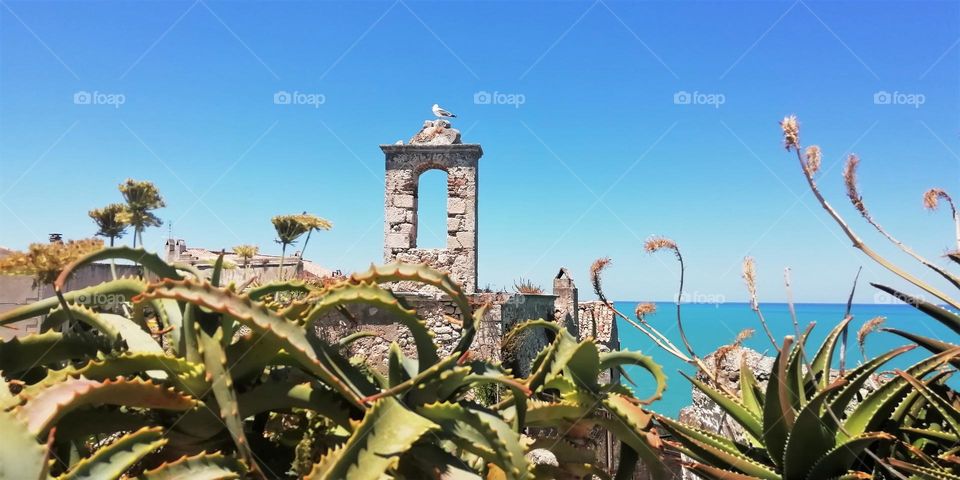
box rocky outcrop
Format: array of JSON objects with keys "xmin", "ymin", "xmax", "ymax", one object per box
[{"xmin": 410, "ymin": 119, "xmax": 461, "ymax": 145}]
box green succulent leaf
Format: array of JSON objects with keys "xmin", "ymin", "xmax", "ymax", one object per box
[
  {"xmin": 0, "ymin": 277, "xmax": 146, "ymax": 326},
  {"xmin": 0, "ymin": 330, "xmax": 119, "ymax": 376},
  {"xmin": 842, "ymin": 346, "xmax": 960, "ymax": 441},
  {"xmin": 802, "ymin": 432, "xmax": 892, "ymax": 480},
  {"xmin": 738, "ymin": 355, "xmax": 764, "ymax": 419},
  {"xmin": 304, "ymin": 281, "xmax": 439, "ymax": 368},
  {"xmin": 883, "ymin": 328, "xmax": 960, "ymax": 368},
  {"xmin": 0, "ymin": 408, "xmax": 50, "ymax": 480},
  {"xmin": 762, "ymin": 336, "xmax": 794, "ymax": 469},
  {"xmin": 57, "ymin": 426, "xmax": 166, "ymax": 480},
  {"xmin": 810, "ymin": 315, "xmax": 853, "ymax": 389},
  {"xmin": 871, "ymin": 283, "xmax": 960, "ymax": 335},
  {"xmin": 307, "ymin": 397, "xmax": 439, "ymax": 480},
  {"xmin": 138, "ymin": 452, "xmax": 246, "ymax": 479},
  {"xmin": 682, "ymin": 372, "xmax": 763, "ymax": 446},
  {"xmin": 598, "ymin": 350, "xmax": 666, "ymax": 404},
  {"xmin": 133, "ymin": 278, "xmax": 372, "ymax": 406},
  {"xmin": 15, "ymin": 377, "xmax": 195, "ymax": 435},
  {"xmin": 600, "ymin": 395, "xmax": 669, "ymax": 480},
  {"xmin": 418, "ymin": 401, "xmax": 531, "ymax": 480}
]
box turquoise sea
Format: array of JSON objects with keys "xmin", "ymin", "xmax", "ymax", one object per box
[{"xmin": 613, "ymin": 301, "xmax": 957, "ymax": 417}]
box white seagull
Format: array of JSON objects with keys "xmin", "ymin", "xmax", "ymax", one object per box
[{"xmin": 432, "ymin": 103, "xmax": 457, "ymax": 119}]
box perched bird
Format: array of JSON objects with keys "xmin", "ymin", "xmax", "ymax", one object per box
[{"xmin": 432, "ymin": 104, "xmax": 456, "ymax": 119}]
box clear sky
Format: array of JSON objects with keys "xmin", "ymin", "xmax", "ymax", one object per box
[{"xmin": 1, "ymin": 1, "xmax": 958, "ymax": 303}]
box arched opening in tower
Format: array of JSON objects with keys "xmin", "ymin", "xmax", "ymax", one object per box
[{"xmin": 416, "ymin": 169, "xmax": 448, "ymax": 248}]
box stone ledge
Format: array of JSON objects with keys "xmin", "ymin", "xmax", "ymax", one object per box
[{"xmin": 380, "ymin": 144, "xmax": 484, "ymax": 156}]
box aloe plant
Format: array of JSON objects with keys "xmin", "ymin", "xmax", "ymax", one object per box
[
  {"xmin": 0, "ymin": 246, "xmax": 670, "ymax": 479},
  {"xmin": 778, "ymin": 116, "xmax": 960, "ymax": 479}
]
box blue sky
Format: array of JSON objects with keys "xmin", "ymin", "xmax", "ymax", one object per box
[{"xmin": 1, "ymin": 0, "xmax": 958, "ymax": 303}]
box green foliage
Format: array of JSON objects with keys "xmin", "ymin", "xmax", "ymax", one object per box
[
  {"xmin": 88, "ymin": 204, "xmax": 129, "ymax": 246},
  {"xmin": 0, "ymin": 248, "xmax": 669, "ymax": 479},
  {"xmin": 117, "ymin": 179, "xmax": 165, "ymax": 248}
]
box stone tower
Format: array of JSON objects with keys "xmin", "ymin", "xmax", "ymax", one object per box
[{"xmin": 381, "ymin": 140, "xmax": 483, "ymax": 293}]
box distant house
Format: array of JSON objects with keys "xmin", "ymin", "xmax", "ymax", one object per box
[{"xmin": 164, "ymin": 239, "xmax": 334, "ymax": 284}]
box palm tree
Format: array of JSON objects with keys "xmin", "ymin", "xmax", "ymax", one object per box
[
  {"xmin": 117, "ymin": 179, "xmax": 165, "ymax": 248},
  {"xmin": 88, "ymin": 203, "xmax": 129, "ymax": 247},
  {"xmin": 271, "ymin": 215, "xmax": 309, "ymax": 280}
]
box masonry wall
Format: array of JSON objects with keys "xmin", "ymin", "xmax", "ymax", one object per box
[
  {"xmin": 0, "ymin": 264, "xmax": 141, "ymax": 340},
  {"xmin": 382, "ymin": 144, "xmax": 482, "ymax": 293}
]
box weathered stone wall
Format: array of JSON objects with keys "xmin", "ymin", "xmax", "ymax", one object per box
[
  {"xmin": 500, "ymin": 294, "xmax": 559, "ymax": 377},
  {"xmin": 0, "ymin": 264, "xmax": 141, "ymax": 340},
  {"xmin": 552, "ymin": 268, "xmax": 579, "ymax": 336},
  {"xmin": 578, "ymin": 300, "xmax": 618, "ymax": 352},
  {"xmin": 381, "ymin": 144, "xmax": 483, "ymax": 293}
]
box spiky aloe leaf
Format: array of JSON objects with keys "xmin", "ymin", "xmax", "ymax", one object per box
[
  {"xmin": 784, "ymin": 326, "xmax": 812, "ymax": 410},
  {"xmin": 338, "ymin": 331, "xmax": 376, "ymax": 348},
  {"xmin": 598, "ymin": 350, "xmax": 666, "ymax": 404},
  {"xmin": 45, "ymin": 305, "xmax": 163, "ymax": 354},
  {"xmin": 15, "ymin": 376, "xmax": 195, "ymax": 435},
  {"xmin": 888, "ymin": 458, "xmax": 960, "ymax": 480},
  {"xmin": 388, "ymin": 342, "xmax": 415, "ymax": 388},
  {"xmin": 824, "ymin": 344, "xmax": 914, "ymax": 420},
  {"xmin": 237, "ymin": 380, "xmax": 355, "ymax": 428},
  {"xmin": 0, "ymin": 330, "xmax": 119, "ymax": 376},
  {"xmin": 895, "ymin": 370, "xmax": 960, "ymax": 436},
  {"xmin": 842, "ymin": 347, "xmax": 960, "ymax": 441},
  {"xmin": 138, "ymin": 452, "xmax": 246, "ymax": 479},
  {"xmin": 810, "ymin": 316, "xmax": 853, "ymax": 389},
  {"xmin": 0, "ymin": 408, "xmax": 49, "ymax": 480},
  {"xmin": 13, "ymin": 352, "xmax": 206, "ymax": 405},
  {"xmin": 192, "ymin": 307, "xmax": 260, "ymax": 473},
  {"xmin": 0, "ymin": 277, "xmax": 146, "ymax": 325},
  {"xmin": 396, "ymin": 444, "xmax": 483, "ymax": 479},
  {"xmin": 762, "ymin": 336, "xmax": 794, "ymax": 469},
  {"xmin": 739, "ymin": 355, "xmax": 764, "ymax": 419},
  {"xmin": 600, "ymin": 395, "xmax": 669, "ymax": 480},
  {"xmin": 802, "ymin": 432, "xmax": 892, "ymax": 480},
  {"xmin": 654, "ymin": 414, "xmax": 746, "ymax": 462},
  {"xmin": 53, "ymin": 409, "xmax": 153, "ymax": 441},
  {"xmin": 672, "ymin": 434, "xmax": 778, "ymax": 480},
  {"xmin": 133, "ymin": 278, "xmax": 370, "ymax": 406},
  {"xmin": 57, "ymin": 426, "xmax": 166, "ymax": 480},
  {"xmin": 54, "ymin": 246, "xmax": 183, "ymax": 289},
  {"xmin": 782, "ymin": 379, "xmax": 847, "ymax": 478},
  {"xmin": 682, "ymin": 462, "xmax": 760, "ymax": 480},
  {"xmin": 246, "ymin": 280, "xmax": 315, "ymax": 301},
  {"xmin": 304, "ymin": 281, "xmax": 439, "ymax": 368},
  {"xmin": 507, "ymin": 319, "xmax": 562, "ymax": 392},
  {"xmin": 682, "ymin": 371, "xmax": 763, "ymax": 446},
  {"xmin": 901, "ymin": 426, "xmax": 959, "ymax": 444},
  {"xmin": 417, "ymin": 401, "xmax": 531, "ymax": 480},
  {"xmin": 307, "ymin": 397, "xmax": 439, "ymax": 480},
  {"xmin": 871, "ymin": 283, "xmax": 960, "ymax": 335},
  {"xmin": 883, "ymin": 328, "xmax": 960, "ymax": 367},
  {"xmin": 351, "ymin": 263, "xmax": 477, "ymax": 354}
]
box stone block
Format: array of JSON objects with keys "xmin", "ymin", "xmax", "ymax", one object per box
[
  {"xmin": 447, "ymin": 217, "xmax": 460, "ymax": 231},
  {"xmin": 385, "ymin": 207, "xmax": 408, "ymax": 223},
  {"xmin": 386, "ymin": 233, "xmax": 412, "ymax": 249},
  {"xmin": 394, "ymin": 194, "xmax": 415, "ymax": 208},
  {"xmin": 448, "ymin": 198, "xmax": 467, "ymax": 214},
  {"xmin": 455, "ymin": 231, "xmax": 475, "ymax": 249}
]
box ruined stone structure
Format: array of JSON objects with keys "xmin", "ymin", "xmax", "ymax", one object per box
[{"xmin": 382, "ymin": 122, "xmax": 481, "ymax": 293}]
